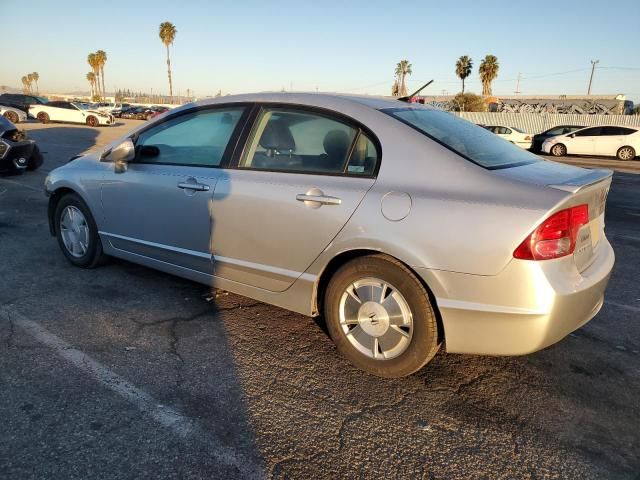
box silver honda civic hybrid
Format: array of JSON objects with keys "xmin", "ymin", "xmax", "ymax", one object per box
[{"xmin": 45, "ymin": 93, "xmax": 614, "ymax": 377}]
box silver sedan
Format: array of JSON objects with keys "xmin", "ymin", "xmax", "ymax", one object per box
[{"xmin": 44, "ymin": 93, "xmax": 615, "ymax": 377}]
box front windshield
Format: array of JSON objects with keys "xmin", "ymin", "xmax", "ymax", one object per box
[
  {"xmin": 72, "ymin": 103, "xmax": 89, "ymax": 110},
  {"xmin": 383, "ymin": 107, "xmax": 539, "ymax": 169}
]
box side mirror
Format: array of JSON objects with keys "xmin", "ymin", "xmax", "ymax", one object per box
[
  {"xmin": 568, "ymin": 134, "xmax": 575, "ymax": 138},
  {"xmin": 105, "ymin": 139, "xmax": 135, "ymax": 173}
]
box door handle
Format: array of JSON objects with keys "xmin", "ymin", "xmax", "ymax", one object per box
[
  {"xmin": 296, "ymin": 194, "xmax": 341, "ymax": 205},
  {"xmin": 178, "ymin": 182, "xmax": 210, "ymax": 191}
]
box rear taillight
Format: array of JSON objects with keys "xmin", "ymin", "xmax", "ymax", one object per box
[{"xmin": 514, "ymin": 204, "xmax": 589, "ymax": 260}]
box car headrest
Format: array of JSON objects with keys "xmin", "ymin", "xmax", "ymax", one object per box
[
  {"xmin": 323, "ymin": 130, "xmax": 351, "ymax": 158},
  {"xmin": 259, "ymin": 120, "xmax": 295, "ymax": 151}
]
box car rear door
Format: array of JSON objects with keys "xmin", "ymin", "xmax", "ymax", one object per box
[
  {"xmin": 593, "ymin": 126, "xmax": 630, "ymax": 156},
  {"xmin": 209, "ymin": 105, "xmax": 379, "ymax": 292},
  {"xmin": 100, "ymin": 105, "xmax": 250, "ymax": 275}
]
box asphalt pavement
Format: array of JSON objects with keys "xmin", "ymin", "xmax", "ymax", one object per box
[{"xmin": 0, "ymin": 120, "xmax": 639, "ymax": 479}]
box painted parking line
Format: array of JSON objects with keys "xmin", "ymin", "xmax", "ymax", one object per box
[
  {"xmin": 0, "ymin": 177, "xmax": 43, "ymax": 192},
  {"xmin": 605, "ymin": 301, "xmax": 640, "ymax": 314},
  {"xmin": 0, "ymin": 305, "xmax": 262, "ymax": 478},
  {"xmin": 0, "ymin": 305, "xmax": 197, "ymax": 437}
]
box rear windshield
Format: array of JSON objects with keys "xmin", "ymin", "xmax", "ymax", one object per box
[{"xmin": 383, "ymin": 107, "xmax": 539, "ymax": 169}]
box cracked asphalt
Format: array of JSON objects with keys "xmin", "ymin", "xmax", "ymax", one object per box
[{"xmin": 1, "ymin": 120, "xmax": 639, "ymax": 479}]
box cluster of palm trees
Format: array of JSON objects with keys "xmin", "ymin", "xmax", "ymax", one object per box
[
  {"xmin": 456, "ymin": 55, "xmax": 500, "ymax": 96},
  {"xmin": 21, "ymin": 72, "xmax": 40, "ymax": 94},
  {"xmin": 80, "ymin": 22, "xmax": 177, "ymax": 103},
  {"xmin": 86, "ymin": 50, "xmax": 107, "ymax": 101},
  {"xmin": 391, "ymin": 55, "xmax": 500, "ymax": 98}
]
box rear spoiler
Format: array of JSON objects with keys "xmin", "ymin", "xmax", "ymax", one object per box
[{"xmin": 547, "ymin": 169, "xmax": 613, "ymax": 193}]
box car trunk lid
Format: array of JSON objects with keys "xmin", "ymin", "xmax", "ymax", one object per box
[{"xmin": 495, "ymin": 160, "xmax": 612, "ymax": 272}]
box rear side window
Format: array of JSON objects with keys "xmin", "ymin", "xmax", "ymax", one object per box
[
  {"xmin": 384, "ymin": 107, "xmax": 538, "ymax": 169},
  {"xmin": 134, "ymin": 107, "xmax": 245, "ymax": 167},
  {"xmin": 575, "ymin": 127, "xmax": 602, "ymax": 137},
  {"xmin": 239, "ymin": 108, "xmax": 378, "ymax": 176},
  {"xmin": 602, "ymin": 126, "xmax": 637, "ymax": 135}
]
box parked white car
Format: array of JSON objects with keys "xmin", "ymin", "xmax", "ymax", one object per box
[
  {"xmin": 482, "ymin": 125, "xmax": 532, "ymax": 149},
  {"xmin": 543, "ymin": 125, "xmax": 639, "ymax": 160},
  {"xmin": 0, "ymin": 105, "xmax": 27, "ymax": 124},
  {"xmin": 29, "ymin": 101, "xmax": 115, "ymax": 127}
]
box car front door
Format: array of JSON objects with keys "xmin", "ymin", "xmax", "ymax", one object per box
[
  {"xmin": 100, "ymin": 105, "xmax": 249, "ymax": 275},
  {"xmin": 567, "ymin": 127, "xmax": 600, "ymax": 155},
  {"xmin": 209, "ymin": 106, "xmax": 379, "ymax": 292}
]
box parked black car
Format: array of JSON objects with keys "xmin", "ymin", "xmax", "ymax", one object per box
[
  {"xmin": 0, "ymin": 93, "xmax": 48, "ymax": 114},
  {"xmin": 0, "ymin": 116, "xmax": 43, "ymax": 174},
  {"xmin": 121, "ymin": 106, "xmax": 157, "ymax": 121},
  {"xmin": 531, "ymin": 125, "xmax": 585, "ymax": 152}
]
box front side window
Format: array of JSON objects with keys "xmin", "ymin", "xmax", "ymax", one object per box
[
  {"xmin": 134, "ymin": 107, "xmax": 245, "ymax": 167},
  {"xmin": 384, "ymin": 107, "xmax": 538, "ymax": 169},
  {"xmin": 239, "ymin": 108, "xmax": 377, "ymax": 175}
]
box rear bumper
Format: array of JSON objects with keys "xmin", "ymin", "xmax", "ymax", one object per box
[{"xmin": 420, "ymin": 237, "xmax": 615, "ymax": 355}]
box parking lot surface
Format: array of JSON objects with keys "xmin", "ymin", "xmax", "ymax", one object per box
[{"xmin": 1, "ymin": 120, "xmax": 639, "ymax": 479}]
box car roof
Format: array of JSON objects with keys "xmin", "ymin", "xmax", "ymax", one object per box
[{"xmin": 188, "ymin": 92, "xmax": 408, "ymax": 111}]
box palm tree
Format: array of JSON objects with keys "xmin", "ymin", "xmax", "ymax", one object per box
[
  {"xmin": 31, "ymin": 72, "xmax": 40, "ymax": 94},
  {"xmin": 394, "ymin": 60, "xmax": 412, "ymax": 97},
  {"xmin": 86, "ymin": 72, "xmax": 96, "ymax": 98},
  {"xmin": 159, "ymin": 22, "xmax": 177, "ymax": 101},
  {"xmin": 21, "ymin": 76, "xmax": 29, "ymax": 93},
  {"xmin": 479, "ymin": 55, "xmax": 499, "ymax": 96},
  {"xmin": 96, "ymin": 50, "xmax": 107, "ymax": 101},
  {"xmin": 87, "ymin": 53, "xmax": 101, "ymax": 99},
  {"xmin": 27, "ymin": 73, "xmax": 35, "ymax": 93},
  {"xmin": 455, "ymin": 56, "xmax": 473, "ymax": 94}
]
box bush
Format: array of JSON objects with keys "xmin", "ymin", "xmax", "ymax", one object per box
[{"xmin": 451, "ymin": 93, "xmax": 486, "ymax": 112}]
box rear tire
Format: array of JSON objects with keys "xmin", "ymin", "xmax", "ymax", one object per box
[
  {"xmin": 37, "ymin": 112, "xmax": 50, "ymax": 124},
  {"xmin": 616, "ymin": 146, "xmax": 636, "ymax": 161},
  {"xmin": 54, "ymin": 193, "xmax": 105, "ymax": 268},
  {"xmin": 3, "ymin": 111, "xmax": 19, "ymax": 124},
  {"xmin": 551, "ymin": 143, "xmax": 566, "ymax": 157},
  {"xmin": 86, "ymin": 116, "xmax": 98, "ymax": 127},
  {"xmin": 324, "ymin": 254, "xmax": 441, "ymax": 378}
]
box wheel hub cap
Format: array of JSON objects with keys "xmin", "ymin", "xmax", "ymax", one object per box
[
  {"xmin": 339, "ymin": 278, "xmax": 413, "ymax": 360},
  {"xmin": 358, "ymin": 301, "xmax": 390, "ymax": 337}
]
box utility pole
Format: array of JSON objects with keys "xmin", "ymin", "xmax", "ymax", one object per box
[
  {"xmin": 587, "ymin": 60, "xmax": 599, "ymax": 95},
  {"xmin": 514, "ymin": 73, "xmax": 522, "ymax": 95}
]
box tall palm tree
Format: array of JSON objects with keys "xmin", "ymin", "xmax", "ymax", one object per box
[
  {"xmin": 479, "ymin": 54, "xmax": 499, "ymax": 96},
  {"xmin": 86, "ymin": 72, "xmax": 96, "ymax": 98},
  {"xmin": 159, "ymin": 22, "xmax": 177, "ymax": 101},
  {"xmin": 21, "ymin": 76, "xmax": 29, "ymax": 93},
  {"xmin": 87, "ymin": 53, "xmax": 101, "ymax": 99},
  {"xmin": 394, "ymin": 60, "xmax": 412, "ymax": 97},
  {"xmin": 27, "ymin": 73, "xmax": 35, "ymax": 93},
  {"xmin": 455, "ymin": 56, "xmax": 473, "ymax": 94},
  {"xmin": 96, "ymin": 50, "xmax": 107, "ymax": 100},
  {"xmin": 31, "ymin": 72, "xmax": 40, "ymax": 94}
]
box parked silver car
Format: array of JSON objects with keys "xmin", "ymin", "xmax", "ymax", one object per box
[{"xmin": 44, "ymin": 93, "xmax": 614, "ymax": 377}]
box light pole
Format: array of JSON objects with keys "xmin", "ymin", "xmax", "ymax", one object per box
[{"xmin": 587, "ymin": 60, "xmax": 599, "ymax": 95}]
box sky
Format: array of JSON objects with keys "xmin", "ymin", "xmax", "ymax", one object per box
[{"xmin": 2, "ymin": 0, "xmax": 640, "ymax": 102}]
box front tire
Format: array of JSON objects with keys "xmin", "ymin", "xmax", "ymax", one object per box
[
  {"xmin": 616, "ymin": 146, "xmax": 636, "ymax": 161},
  {"xmin": 551, "ymin": 143, "xmax": 566, "ymax": 157},
  {"xmin": 37, "ymin": 112, "xmax": 50, "ymax": 124},
  {"xmin": 324, "ymin": 255, "xmax": 441, "ymax": 378},
  {"xmin": 3, "ymin": 111, "xmax": 19, "ymax": 124},
  {"xmin": 54, "ymin": 194, "xmax": 105, "ymax": 268},
  {"xmin": 86, "ymin": 116, "xmax": 99, "ymax": 127}
]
